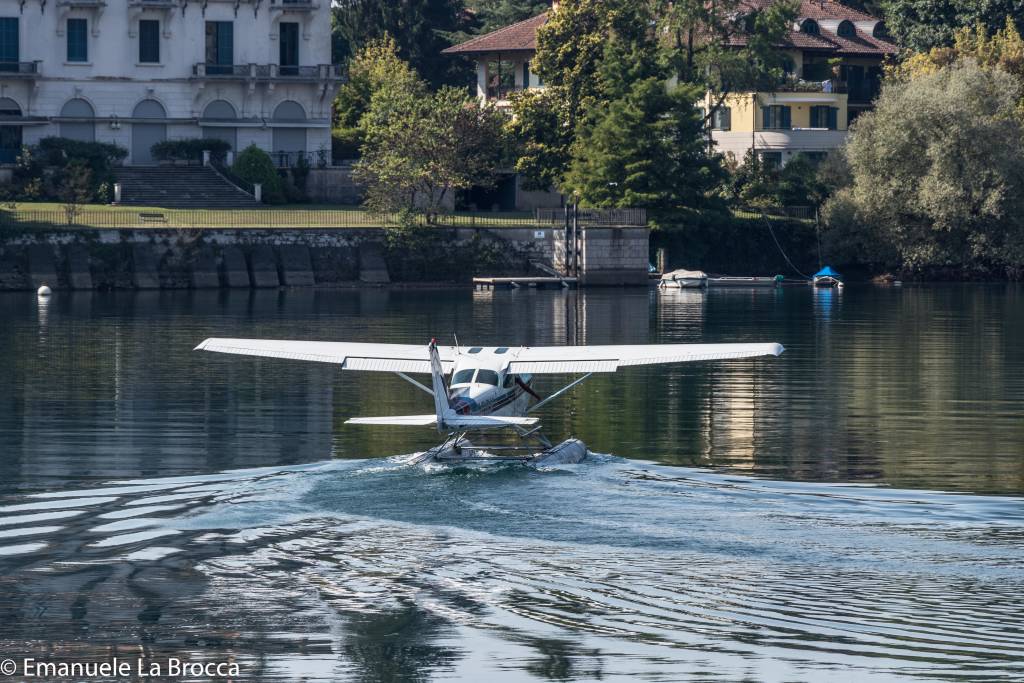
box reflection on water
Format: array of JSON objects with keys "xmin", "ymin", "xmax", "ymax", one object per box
[
  {"xmin": 0, "ymin": 459, "xmax": 1022, "ymax": 681},
  {"xmin": 0, "ymin": 286, "xmax": 1023, "ymax": 681}
]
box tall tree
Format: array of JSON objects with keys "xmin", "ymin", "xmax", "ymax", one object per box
[
  {"xmin": 879, "ymin": 0, "xmax": 1024, "ymax": 51},
  {"xmin": 563, "ymin": 34, "xmax": 723, "ymax": 212},
  {"xmin": 469, "ymin": 0, "xmax": 550, "ymax": 33},
  {"xmin": 354, "ymin": 66, "xmax": 507, "ymax": 218},
  {"xmin": 822, "ymin": 61, "xmax": 1024, "ymax": 274},
  {"xmin": 332, "ymin": 0, "xmax": 474, "ymax": 87},
  {"xmin": 564, "ymin": 79, "xmax": 723, "ymax": 212},
  {"xmin": 508, "ymin": 0, "xmax": 663, "ymax": 189},
  {"xmin": 334, "ymin": 36, "xmax": 422, "ymax": 129}
]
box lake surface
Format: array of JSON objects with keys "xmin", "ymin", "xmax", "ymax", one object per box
[{"xmin": 0, "ymin": 285, "xmax": 1022, "ymax": 681}]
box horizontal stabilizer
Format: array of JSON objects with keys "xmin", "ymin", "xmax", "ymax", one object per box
[
  {"xmin": 444, "ymin": 415, "xmax": 539, "ymax": 428},
  {"xmin": 346, "ymin": 415, "xmax": 438, "ymax": 426}
]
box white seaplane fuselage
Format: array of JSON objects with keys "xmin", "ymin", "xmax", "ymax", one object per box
[{"xmin": 448, "ymin": 351, "xmax": 535, "ymax": 419}]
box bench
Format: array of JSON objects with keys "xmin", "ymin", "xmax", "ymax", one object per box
[{"xmin": 139, "ymin": 212, "xmax": 167, "ymax": 223}]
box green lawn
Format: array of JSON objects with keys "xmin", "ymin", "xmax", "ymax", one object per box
[{"xmin": 0, "ymin": 203, "xmax": 539, "ymax": 230}]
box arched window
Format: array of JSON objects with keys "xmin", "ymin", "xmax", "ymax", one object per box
[
  {"xmin": 272, "ymin": 100, "xmax": 306, "ymax": 122},
  {"xmin": 59, "ymin": 98, "xmax": 95, "ymax": 142},
  {"xmin": 271, "ymin": 100, "xmax": 306, "ymax": 166},
  {"xmin": 203, "ymin": 99, "xmax": 236, "ymax": 120},
  {"xmin": 131, "ymin": 99, "xmax": 167, "ymax": 165},
  {"xmin": 837, "ymin": 20, "xmax": 856, "ymax": 38},
  {"xmin": 0, "ymin": 97, "xmax": 22, "ymax": 164},
  {"xmin": 202, "ymin": 99, "xmax": 238, "ymax": 152},
  {"xmin": 872, "ymin": 22, "xmax": 889, "ymax": 39},
  {"xmin": 800, "ymin": 19, "xmax": 820, "ymax": 35},
  {"xmin": 133, "ymin": 99, "xmax": 166, "ymax": 119}
]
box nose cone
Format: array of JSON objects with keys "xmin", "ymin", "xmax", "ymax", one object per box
[{"xmin": 450, "ymin": 384, "xmax": 492, "ymax": 415}]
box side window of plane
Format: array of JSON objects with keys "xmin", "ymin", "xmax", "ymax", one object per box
[{"xmin": 452, "ymin": 369, "xmax": 475, "ymax": 385}]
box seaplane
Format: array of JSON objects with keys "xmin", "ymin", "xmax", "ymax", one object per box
[{"xmin": 194, "ymin": 337, "xmax": 784, "ymax": 466}]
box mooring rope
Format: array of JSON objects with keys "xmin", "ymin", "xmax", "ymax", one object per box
[{"xmin": 759, "ymin": 210, "xmax": 811, "ymax": 280}]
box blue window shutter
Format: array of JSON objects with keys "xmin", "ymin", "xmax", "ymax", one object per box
[
  {"xmin": 67, "ymin": 19, "xmax": 87, "ymax": 62},
  {"xmin": 139, "ymin": 20, "xmax": 159, "ymax": 63},
  {"xmin": 828, "ymin": 107, "xmax": 838, "ymax": 130},
  {"xmin": 0, "ymin": 17, "xmax": 18, "ymax": 63},
  {"xmin": 218, "ymin": 22, "xmax": 233, "ymax": 66},
  {"xmin": 762, "ymin": 106, "xmax": 769, "ymax": 129},
  {"xmin": 781, "ymin": 106, "xmax": 791, "ymax": 129}
]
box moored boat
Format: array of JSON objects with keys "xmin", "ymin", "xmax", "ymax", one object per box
[
  {"xmin": 659, "ymin": 269, "xmax": 708, "ymax": 289},
  {"xmin": 812, "ymin": 267, "xmax": 844, "ymax": 288}
]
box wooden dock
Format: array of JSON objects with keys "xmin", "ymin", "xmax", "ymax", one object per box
[{"xmin": 473, "ymin": 276, "xmax": 578, "ymax": 290}]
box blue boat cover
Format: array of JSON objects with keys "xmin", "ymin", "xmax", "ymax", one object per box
[{"xmin": 814, "ymin": 266, "xmax": 841, "ymax": 278}]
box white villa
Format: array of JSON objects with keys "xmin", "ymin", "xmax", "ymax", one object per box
[{"xmin": 0, "ymin": 0, "xmax": 339, "ymax": 166}]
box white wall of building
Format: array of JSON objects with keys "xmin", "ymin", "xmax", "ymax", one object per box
[{"xmin": 0, "ymin": 0, "xmax": 338, "ymax": 165}]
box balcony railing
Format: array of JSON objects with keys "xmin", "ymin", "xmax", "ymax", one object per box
[
  {"xmin": 270, "ymin": 149, "xmax": 330, "ymax": 169},
  {"xmin": 57, "ymin": 0, "xmax": 106, "ymax": 7},
  {"xmin": 770, "ymin": 75, "xmax": 880, "ymax": 103},
  {"xmin": 193, "ymin": 63, "xmax": 342, "ymax": 81},
  {"xmin": 486, "ymin": 85, "xmax": 523, "ymax": 101},
  {"xmin": 270, "ymin": 0, "xmax": 316, "ymax": 7},
  {"xmin": 0, "ymin": 61, "xmax": 40, "ymax": 77}
]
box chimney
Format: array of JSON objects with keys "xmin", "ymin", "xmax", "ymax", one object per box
[{"xmin": 551, "ymin": 0, "xmax": 559, "ymax": 11}]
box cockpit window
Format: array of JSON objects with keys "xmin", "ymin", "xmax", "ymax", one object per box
[
  {"xmin": 503, "ymin": 373, "xmax": 515, "ymax": 388},
  {"xmin": 452, "ymin": 369, "xmax": 476, "ymax": 385},
  {"xmin": 476, "ymin": 369, "xmax": 499, "ymax": 386}
]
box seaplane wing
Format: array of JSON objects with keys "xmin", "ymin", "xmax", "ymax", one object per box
[
  {"xmin": 346, "ymin": 415, "xmax": 439, "ymax": 426},
  {"xmin": 344, "ymin": 415, "xmax": 538, "ymax": 427},
  {"xmin": 508, "ymin": 342, "xmax": 785, "ymax": 374},
  {"xmin": 194, "ymin": 338, "xmax": 458, "ymax": 374}
]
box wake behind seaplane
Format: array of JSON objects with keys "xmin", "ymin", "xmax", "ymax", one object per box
[{"xmin": 194, "ymin": 337, "xmax": 784, "ymax": 466}]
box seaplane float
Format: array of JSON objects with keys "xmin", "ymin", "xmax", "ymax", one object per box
[{"xmin": 195, "ymin": 337, "xmax": 784, "ymax": 466}]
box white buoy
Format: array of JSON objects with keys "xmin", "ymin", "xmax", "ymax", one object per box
[{"xmin": 37, "ymin": 284, "xmax": 52, "ymax": 297}]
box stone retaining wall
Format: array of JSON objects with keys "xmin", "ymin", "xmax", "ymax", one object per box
[{"xmin": 0, "ymin": 226, "xmax": 561, "ymax": 290}]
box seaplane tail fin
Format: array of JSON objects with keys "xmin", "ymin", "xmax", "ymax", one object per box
[
  {"xmin": 346, "ymin": 415, "xmax": 438, "ymax": 426},
  {"xmin": 428, "ymin": 339, "xmax": 451, "ymax": 432}
]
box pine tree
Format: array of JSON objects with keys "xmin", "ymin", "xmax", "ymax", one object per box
[{"xmin": 564, "ymin": 77, "xmax": 723, "ymax": 212}]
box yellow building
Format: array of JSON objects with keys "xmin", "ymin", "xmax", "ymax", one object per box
[
  {"xmin": 708, "ymin": 3, "xmax": 897, "ymax": 166},
  {"xmin": 443, "ymin": 1, "xmax": 898, "ymax": 174}
]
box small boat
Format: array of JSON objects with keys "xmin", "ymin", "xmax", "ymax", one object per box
[
  {"xmin": 812, "ymin": 267, "xmax": 843, "ymax": 288},
  {"xmin": 707, "ymin": 275, "xmax": 784, "ymax": 288},
  {"xmin": 659, "ymin": 269, "xmax": 708, "ymax": 289}
]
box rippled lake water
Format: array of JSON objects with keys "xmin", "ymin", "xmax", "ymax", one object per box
[{"xmin": 0, "ymin": 285, "xmax": 1022, "ymax": 681}]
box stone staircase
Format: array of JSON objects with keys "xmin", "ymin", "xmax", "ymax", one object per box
[{"xmin": 114, "ymin": 166, "xmax": 260, "ymax": 208}]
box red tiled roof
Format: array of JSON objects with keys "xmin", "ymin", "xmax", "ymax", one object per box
[
  {"xmin": 731, "ymin": 0, "xmax": 897, "ymax": 55},
  {"xmin": 441, "ymin": 1, "xmax": 896, "ymax": 58},
  {"xmin": 442, "ymin": 13, "xmax": 548, "ymax": 55}
]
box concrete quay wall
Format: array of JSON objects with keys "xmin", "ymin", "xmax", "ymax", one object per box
[{"xmin": 0, "ymin": 226, "xmax": 574, "ymax": 291}]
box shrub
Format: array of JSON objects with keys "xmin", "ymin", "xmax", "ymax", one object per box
[
  {"xmin": 151, "ymin": 138, "xmax": 231, "ymax": 163},
  {"xmin": 13, "ymin": 137, "xmax": 127, "ymax": 203},
  {"xmin": 231, "ymin": 145, "xmax": 285, "ymax": 204},
  {"xmin": 35, "ymin": 137, "xmax": 127, "ymax": 169}
]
